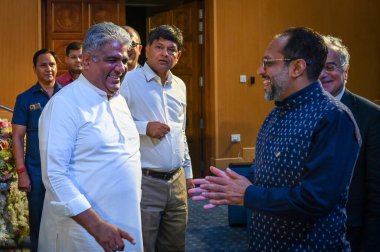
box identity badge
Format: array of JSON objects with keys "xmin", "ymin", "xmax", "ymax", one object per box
[{"xmin": 29, "ymin": 103, "xmax": 42, "ymax": 110}]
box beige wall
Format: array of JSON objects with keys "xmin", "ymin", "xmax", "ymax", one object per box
[
  {"xmin": 0, "ymin": 0, "xmax": 41, "ymax": 120},
  {"xmin": 204, "ymin": 0, "xmax": 380, "ymax": 168}
]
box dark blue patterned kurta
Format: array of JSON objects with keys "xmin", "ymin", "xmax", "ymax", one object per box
[{"xmin": 244, "ymin": 82, "xmax": 360, "ymax": 252}]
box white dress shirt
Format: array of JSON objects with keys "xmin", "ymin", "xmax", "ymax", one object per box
[
  {"xmin": 336, "ymin": 86, "xmax": 346, "ymax": 101},
  {"xmin": 120, "ymin": 63, "xmax": 193, "ymax": 179},
  {"xmin": 38, "ymin": 74, "xmax": 143, "ymax": 251}
]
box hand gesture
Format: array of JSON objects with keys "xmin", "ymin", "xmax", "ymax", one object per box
[
  {"xmin": 146, "ymin": 121, "xmax": 170, "ymax": 140},
  {"xmin": 188, "ymin": 166, "xmax": 252, "ymax": 208}
]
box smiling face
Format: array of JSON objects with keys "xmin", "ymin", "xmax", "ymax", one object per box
[
  {"xmin": 66, "ymin": 48, "xmax": 83, "ymax": 74},
  {"xmin": 83, "ymin": 40, "xmax": 129, "ymax": 97},
  {"xmin": 126, "ymin": 31, "xmax": 142, "ymax": 70},
  {"xmin": 34, "ymin": 53, "xmax": 57, "ymax": 87},
  {"xmin": 319, "ymin": 48, "xmax": 349, "ymax": 97},
  {"xmin": 145, "ymin": 37, "xmax": 181, "ymax": 82},
  {"xmin": 257, "ymin": 36, "xmax": 292, "ymax": 101}
]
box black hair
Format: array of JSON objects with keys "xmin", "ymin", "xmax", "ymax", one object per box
[
  {"xmin": 278, "ymin": 27, "xmax": 327, "ymax": 80},
  {"xmin": 33, "ymin": 48, "xmax": 57, "ymax": 67},
  {"xmin": 148, "ymin": 25, "xmax": 183, "ymax": 51},
  {"xmin": 66, "ymin": 42, "xmax": 83, "ymax": 56}
]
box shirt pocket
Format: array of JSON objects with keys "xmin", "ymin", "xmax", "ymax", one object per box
[
  {"xmin": 170, "ymin": 124, "xmax": 186, "ymax": 161},
  {"xmin": 28, "ymin": 106, "xmax": 43, "ymax": 131}
]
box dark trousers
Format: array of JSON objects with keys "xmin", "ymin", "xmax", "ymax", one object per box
[
  {"xmin": 347, "ymin": 226, "xmax": 361, "ymax": 252},
  {"xmin": 27, "ymin": 174, "xmax": 45, "ymax": 252}
]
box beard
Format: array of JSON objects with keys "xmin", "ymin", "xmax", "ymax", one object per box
[{"xmin": 264, "ymin": 67, "xmax": 289, "ymax": 101}]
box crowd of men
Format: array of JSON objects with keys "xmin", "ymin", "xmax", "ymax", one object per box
[{"xmin": 11, "ymin": 21, "xmax": 379, "ymax": 252}]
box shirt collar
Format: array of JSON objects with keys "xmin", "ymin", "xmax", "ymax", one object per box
[
  {"xmin": 32, "ymin": 82, "xmax": 61, "ymax": 94},
  {"xmin": 142, "ymin": 62, "xmax": 173, "ymax": 86},
  {"xmin": 335, "ymin": 86, "xmax": 346, "ymax": 101}
]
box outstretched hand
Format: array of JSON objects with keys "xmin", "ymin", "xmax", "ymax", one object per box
[{"xmin": 188, "ymin": 166, "xmax": 252, "ymax": 208}]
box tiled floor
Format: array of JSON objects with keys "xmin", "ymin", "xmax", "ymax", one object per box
[{"xmin": 186, "ymin": 200, "xmax": 248, "ymax": 252}]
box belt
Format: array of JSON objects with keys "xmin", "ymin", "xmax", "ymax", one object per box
[{"xmin": 142, "ymin": 168, "xmax": 181, "ymax": 180}]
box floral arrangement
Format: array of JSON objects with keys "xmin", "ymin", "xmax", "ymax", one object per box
[{"xmin": 0, "ymin": 119, "xmax": 29, "ymax": 247}]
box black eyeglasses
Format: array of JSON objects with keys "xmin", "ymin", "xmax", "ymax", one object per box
[
  {"xmin": 262, "ymin": 58, "xmax": 295, "ymax": 70},
  {"xmin": 130, "ymin": 41, "xmax": 141, "ymax": 49}
]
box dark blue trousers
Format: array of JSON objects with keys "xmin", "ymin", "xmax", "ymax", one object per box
[{"xmin": 27, "ymin": 174, "xmax": 45, "ymax": 252}]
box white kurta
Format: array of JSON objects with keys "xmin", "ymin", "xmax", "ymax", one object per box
[{"xmin": 38, "ymin": 74, "xmax": 143, "ymax": 252}]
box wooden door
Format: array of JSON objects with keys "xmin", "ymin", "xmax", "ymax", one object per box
[
  {"xmin": 147, "ymin": 1, "xmax": 203, "ymax": 178},
  {"xmin": 44, "ymin": 0, "xmax": 125, "ymax": 75}
]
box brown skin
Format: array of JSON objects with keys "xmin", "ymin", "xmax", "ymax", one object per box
[
  {"xmin": 65, "ymin": 48, "xmax": 83, "ymax": 79},
  {"xmin": 189, "ymin": 166, "xmax": 252, "ymax": 208},
  {"xmin": 145, "ymin": 38, "xmax": 182, "ymax": 84},
  {"xmin": 146, "ymin": 121, "xmax": 170, "ymax": 139},
  {"xmin": 319, "ymin": 47, "xmax": 349, "ymax": 97},
  {"xmin": 72, "ymin": 208, "xmax": 135, "ymax": 251},
  {"xmin": 256, "ymin": 36, "xmax": 310, "ymax": 102},
  {"xmin": 82, "ymin": 40, "xmax": 129, "ymax": 99},
  {"xmin": 13, "ymin": 53, "xmax": 57, "ymax": 192},
  {"xmin": 124, "ymin": 27, "xmax": 142, "ymax": 70}
]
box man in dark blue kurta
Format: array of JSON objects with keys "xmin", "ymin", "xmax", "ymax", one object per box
[
  {"xmin": 190, "ymin": 27, "xmax": 361, "ymax": 251},
  {"xmin": 12, "ymin": 48, "xmax": 60, "ymax": 252}
]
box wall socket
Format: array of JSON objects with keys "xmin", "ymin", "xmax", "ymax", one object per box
[{"xmin": 231, "ymin": 134, "xmax": 241, "ymax": 142}]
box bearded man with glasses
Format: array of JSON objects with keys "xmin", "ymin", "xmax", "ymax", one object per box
[
  {"xmin": 190, "ymin": 27, "xmax": 361, "ymax": 252},
  {"xmin": 319, "ymin": 35, "xmax": 380, "ymax": 252}
]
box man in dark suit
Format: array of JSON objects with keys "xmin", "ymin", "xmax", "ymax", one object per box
[{"xmin": 319, "ymin": 35, "xmax": 380, "ymax": 252}]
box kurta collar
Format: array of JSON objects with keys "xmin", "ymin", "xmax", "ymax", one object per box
[
  {"xmin": 275, "ymin": 81, "xmax": 322, "ymax": 110},
  {"xmin": 79, "ymin": 74, "xmax": 119, "ymax": 100}
]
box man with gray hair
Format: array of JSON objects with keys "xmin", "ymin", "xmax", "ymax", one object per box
[
  {"xmin": 38, "ymin": 22, "xmax": 143, "ymax": 251},
  {"xmin": 319, "ymin": 35, "xmax": 380, "ymax": 252},
  {"xmin": 122, "ymin": 26, "xmax": 143, "ymax": 70}
]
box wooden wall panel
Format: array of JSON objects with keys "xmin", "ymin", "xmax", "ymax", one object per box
[
  {"xmin": 147, "ymin": 1, "xmax": 203, "ymax": 177},
  {"xmin": 0, "ymin": 0, "xmax": 41, "ymax": 120},
  {"xmin": 46, "ymin": 0, "xmax": 125, "ymax": 75},
  {"xmin": 205, "ymin": 0, "xmax": 380, "ymax": 167},
  {"xmin": 52, "ymin": 2, "xmax": 83, "ymax": 33}
]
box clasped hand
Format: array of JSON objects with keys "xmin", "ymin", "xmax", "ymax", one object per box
[{"xmin": 188, "ymin": 166, "xmax": 252, "ymax": 209}]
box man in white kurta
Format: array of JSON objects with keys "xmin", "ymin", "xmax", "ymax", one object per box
[{"xmin": 38, "ymin": 22, "xmax": 143, "ymax": 252}]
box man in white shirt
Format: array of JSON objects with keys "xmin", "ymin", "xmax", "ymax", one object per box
[
  {"xmin": 120, "ymin": 24, "xmax": 194, "ymax": 252},
  {"xmin": 38, "ymin": 22, "xmax": 143, "ymax": 252}
]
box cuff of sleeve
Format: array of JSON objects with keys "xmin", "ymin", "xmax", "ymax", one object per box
[
  {"xmin": 184, "ymin": 166, "xmax": 193, "ymax": 179},
  {"xmin": 135, "ymin": 121, "xmax": 149, "ymax": 135},
  {"xmin": 244, "ymin": 185, "xmax": 262, "ymax": 210},
  {"xmin": 50, "ymin": 194, "xmax": 91, "ymax": 217}
]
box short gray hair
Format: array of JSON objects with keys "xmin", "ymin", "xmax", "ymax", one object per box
[
  {"xmin": 323, "ymin": 35, "xmax": 350, "ymax": 70},
  {"xmin": 83, "ymin": 22, "xmax": 131, "ymax": 54}
]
